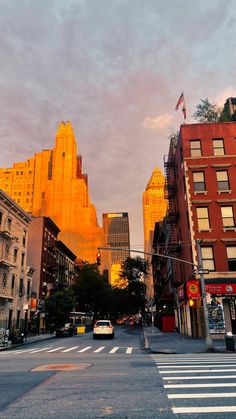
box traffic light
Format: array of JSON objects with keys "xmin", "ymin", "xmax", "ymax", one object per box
[
  {"xmin": 96, "ymin": 250, "xmax": 101, "ymax": 266},
  {"xmin": 189, "ymin": 298, "xmax": 197, "ymax": 308}
]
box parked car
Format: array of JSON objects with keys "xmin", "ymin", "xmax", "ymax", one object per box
[
  {"xmin": 55, "ymin": 323, "xmax": 76, "ymax": 337},
  {"xmin": 93, "ymin": 320, "xmax": 114, "ymax": 339}
]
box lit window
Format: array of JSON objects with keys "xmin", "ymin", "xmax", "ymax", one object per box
[
  {"xmin": 190, "ymin": 140, "xmax": 202, "ymax": 156},
  {"xmin": 213, "ymin": 138, "xmax": 224, "ymax": 155},
  {"xmin": 201, "ymin": 246, "xmax": 215, "ymax": 271},
  {"xmin": 221, "ymin": 206, "xmax": 234, "ymax": 227},
  {"xmin": 226, "ymin": 246, "xmax": 236, "ymax": 271},
  {"xmin": 216, "ymin": 171, "xmax": 230, "ymax": 190},
  {"xmin": 193, "ymin": 172, "xmax": 206, "ymax": 191},
  {"xmin": 196, "ymin": 207, "xmax": 210, "ymax": 230}
]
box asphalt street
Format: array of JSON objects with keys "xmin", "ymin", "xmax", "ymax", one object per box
[{"xmin": 1, "ymin": 326, "xmax": 236, "ymax": 418}]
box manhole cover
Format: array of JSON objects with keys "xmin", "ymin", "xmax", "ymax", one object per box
[{"xmin": 31, "ymin": 363, "xmax": 91, "ymax": 371}]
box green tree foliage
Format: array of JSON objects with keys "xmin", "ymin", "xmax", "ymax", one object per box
[
  {"xmin": 192, "ymin": 99, "xmax": 221, "ymax": 123},
  {"xmin": 45, "ymin": 289, "xmax": 75, "ymax": 327},
  {"xmin": 73, "ymin": 264, "xmax": 111, "ymax": 316},
  {"xmin": 119, "ymin": 256, "xmax": 149, "ymax": 315}
]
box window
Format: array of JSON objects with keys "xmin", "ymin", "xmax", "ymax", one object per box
[
  {"xmin": 190, "ymin": 140, "xmax": 202, "ymax": 157},
  {"xmin": 201, "ymin": 246, "xmax": 215, "ymax": 271},
  {"xmin": 213, "ymin": 138, "xmax": 224, "ymax": 155},
  {"xmin": 226, "ymin": 246, "xmax": 236, "ymax": 271},
  {"xmin": 2, "ymin": 272, "xmax": 7, "ymax": 288},
  {"xmin": 21, "ymin": 253, "xmax": 25, "ymax": 268},
  {"xmin": 196, "ymin": 207, "xmax": 210, "ymax": 230},
  {"xmin": 14, "ymin": 248, "xmax": 18, "ymax": 263},
  {"xmin": 27, "ymin": 280, "xmax": 31, "ymax": 297},
  {"xmin": 19, "ymin": 278, "xmax": 24, "ymax": 297},
  {"xmin": 221, "ymin": 206, "xmax": 234, "ymax": 228},
  {"xmin": 0, "ymin": 211, "xmax": 2, "ymax": 225},
  {"xmin": 216, "ymin": 171, "xmax": 230, "ymax": 190},
  {"xmin": 11, "ymin": 275, "xmax": 15, "ymax": 290},
  {"xmin": 7, "ymin": 218, "xmax": 12, "ymax": 231},
  {"xmin": 23, "ymin": 230, "xmax": 27, "ymax": 246},
  {"xmin": 193, "ymin": 172, "xmax": 206, "ymax": 191}
]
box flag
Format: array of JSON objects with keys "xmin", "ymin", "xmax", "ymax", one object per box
[{"xmin": 175, "ymin": 92, "xmax": 186, "ymax": 119}]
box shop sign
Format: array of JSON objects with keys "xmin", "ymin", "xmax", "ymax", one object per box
[
  {"xmin": 31, "ymin": 298, "xmax": 37, "ymax": 310},
  {"xmin": 205, "ymin": 283, "xmax": 236, "ymax": 295},
  {"xmin": 186, "ymin": 280, "xmax": 201, "ymax": 298}
]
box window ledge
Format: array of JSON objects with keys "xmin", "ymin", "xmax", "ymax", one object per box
[
  {"xmin": 218, "ymin": 190, "xmax": 232, "ymax": 194},
  {"xmin": 223, "ymin": 227, "xmax": 236, "ymax": 232},
  {"xmin": 194, "ymin": 191, "xmax": 207, "ymax": 195},
  {"xmin": 198, "ymin": 229, "xmax": 212, "ymax": 233}
]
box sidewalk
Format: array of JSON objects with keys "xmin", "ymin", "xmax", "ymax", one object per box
[
  {"xmin": 0, "ymin": 332, "xmax": 55, "ymax": 351},
  {"xmin": 144, "ymin": 326, "xmax": 232, "ymax": 354}
]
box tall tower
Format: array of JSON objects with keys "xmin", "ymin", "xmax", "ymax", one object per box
[
  {"xmin": 143, "ymin": 167, "xmax": 167, "ymax": 299},
  {"xmin": 0, "ymin": 121, "xmax": 102, "ymax": 262},
  {"xmin": 102, "ymin": 212, "xmax": 130, "ymax": 286},
  {"xmin": 143, "ymin": 167, "xmax": 167, "ymax": 254}
]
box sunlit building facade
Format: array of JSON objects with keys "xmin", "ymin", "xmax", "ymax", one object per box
[
  {"xmin": 102, "ymin": 212, "xmax": 130, "ymax": 286},
  {"xmin": 143, "ymin": 167, "xmax": 167, "ymax": 300},
  {"xmin": 0, "ymin": 121, "xmax": 102, "ymax": 263}
]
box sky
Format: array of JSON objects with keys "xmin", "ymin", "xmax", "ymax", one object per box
[{"xmin": 1, "ymin": 0, "xmax": 236, "ymax": 249}]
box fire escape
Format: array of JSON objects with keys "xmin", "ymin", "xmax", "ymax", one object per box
[{"xmin": 164, "ymin": 150, "xmax": 181, "ymax": 287}]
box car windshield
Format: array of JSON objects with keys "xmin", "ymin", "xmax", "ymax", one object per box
[{"xmin": 96, "ymin": 321, "xmax": 110, "ymax": 327}]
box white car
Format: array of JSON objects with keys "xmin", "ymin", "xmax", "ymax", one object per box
[{"xmin": 93, "ymin": 320, "xmax": 114, "ymax": 339}]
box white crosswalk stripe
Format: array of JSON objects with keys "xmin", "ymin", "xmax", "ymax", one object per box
[
  {"xmin": 1, "ymin": 345, "xmax": 135, "ymax": 356},
  {"xmin": 152, "ymin": 353, "xmax": 236, "ymax": 415}
]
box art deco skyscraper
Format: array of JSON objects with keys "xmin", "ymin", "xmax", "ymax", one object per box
[
  {"xmin": 102, "ymin": 212, "xmax": 130, "ymax": 286},
  {"xmin": 143, "ymin": 167, "xmax": 167, "ymax": 254},
  {"xmin": 143, "ymin": 167, "xmax": 167, "ymax": 299},
  {"xmin": 0, "ymin": 121, "xmax": 102, "ymax": 262}
]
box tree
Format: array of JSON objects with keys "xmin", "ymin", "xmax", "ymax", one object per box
[
  {"xmin": 192, "ymin": 99, "xmax": 222, "ymax": 123},
  {"xmin": 73, "ymin": 264, "xmax": 111, "ymax": 316},
  {"xmin": 119, "ymin": 257, "xmax": 149, "ymax": 315},
  {"xmin": 45, "ymin": 289, "xmax": 75, "ymax": 328}
]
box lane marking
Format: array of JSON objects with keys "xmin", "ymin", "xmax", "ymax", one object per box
[
  {"xmin": 164, "ymin": 383, "xmax": 236, "ymax": 388},
  {"xmin": 160, "ymin": 368, "xmax": 236, "ymax": 374},
  {"xmin": 168, "ymin": 392, "xmax": 236, "ymax": 399},
  {"xmin": 47, "ymin": 347, "xmax": 65, "ymax": 353},
  {"xmin": 78, "ymin": 346, "xmax": 92, "ymax": 353},
  {"xmin": 172, "ymin": 406, "xmax": 236, "ymax": 414},
  {"xmin": 158, "ymin": 364, "xmax": 236, "ymax": 369},
  {"xmin": 163, "ymin": 374, "xmax": 236, "ymax": 380},
  {"xmin": 93, "ymin": 346, "xmax": 105, "ymax": 353},
  {"xmin": 62, "ymin": 346, "xmax": 79, "ymax": 352},
  {"xmin": 126, "ymin": 347, "xmax": 133, "ymax": 354},
  {"xmin": 29, "ymin": 347, "xmax": 51, "ymax": 353},
  {"xmin": 109, "ymin": 347, "xmax": 119, "ymax": 353},
  {"xmin": 156, "ymin": 360, "xmax": 236, "ymax": 365},
  {"xmin": 7, "ymin": 348, "xmax": 38, "ymax": 354}
]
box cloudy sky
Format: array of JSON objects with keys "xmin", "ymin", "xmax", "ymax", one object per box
[{"xmin": 1, "ymin": 0, "xmax": 236, "ymax": 249}]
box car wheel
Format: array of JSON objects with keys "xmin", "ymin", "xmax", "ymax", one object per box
[{"xmin": 93, "ymin": 334, "xmax": 97, "ymax": 339}]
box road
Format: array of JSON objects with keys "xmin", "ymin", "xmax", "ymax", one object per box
[
  {"xmin": 0, "ymin": 325, "xmax": 169, "ymax": 419},
  {"xmin": 1, "ymin": 326, "xmax": 236, "ymax": 418}
]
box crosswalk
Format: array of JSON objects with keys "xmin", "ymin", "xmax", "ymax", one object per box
[
  {"xmin": 152, "ymin": 353, "xmax": 236, "ymax": 415},
  {"xmin": 1, "ymin": 345, "xmax": 136, "ymax": 356}
]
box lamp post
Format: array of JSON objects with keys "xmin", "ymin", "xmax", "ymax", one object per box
[{"xmin": 196, "ymin": 240, "xmax": 214, "ymax": 352}]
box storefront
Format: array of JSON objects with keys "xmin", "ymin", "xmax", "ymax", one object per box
[{"xmin": 205, "ymin": 283, "xmax": 236, "ymax": 335}]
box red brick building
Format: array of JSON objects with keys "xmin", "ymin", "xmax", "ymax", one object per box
[{"xmin": 153, "ymin": 121, "xmax": 236, "ymax": 338}]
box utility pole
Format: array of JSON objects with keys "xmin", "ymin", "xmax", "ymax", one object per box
[{"xmin": 195, "ymin": 240, "xmax": 214, "ymax": 352}]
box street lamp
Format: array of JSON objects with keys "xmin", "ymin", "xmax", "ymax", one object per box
[{"xmin": 196, "ymin": 239, "xmax": 214, "ymax": 352}]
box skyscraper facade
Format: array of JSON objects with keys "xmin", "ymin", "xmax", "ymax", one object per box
[
  {"xmin": 143, "ymin": 167, "xmax": 167, "ymax": 300},
  {"xmin": 143, "ymin": 167, "xmax": 167, "ymax": 254},
  {"xmin": 0, "ymin": 121, "xmax": 102, "ymax": 262},
  {"xmin": 102, "ymin": 212, "xmax": 130, "ymax": 286}
]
